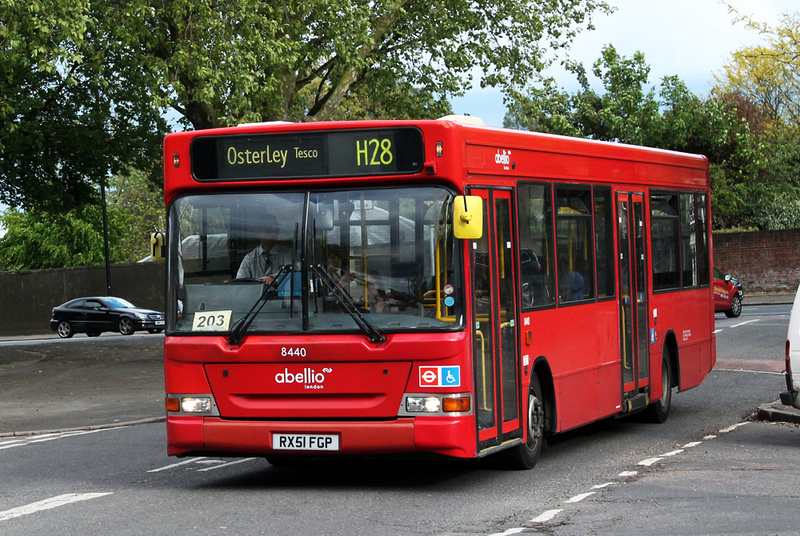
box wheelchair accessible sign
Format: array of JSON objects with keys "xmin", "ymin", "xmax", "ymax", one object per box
[{"xmin": 419, "ymin": 366, "xmax": 461, "ymax": 387}]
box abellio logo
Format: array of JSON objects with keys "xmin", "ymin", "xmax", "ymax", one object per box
[
  {"xmin": 275, "ymin": 367, "xmax": 332, "ymax": 390},
  {"xmin": 494, "ymin": 149, "xmax": 511, "ymax": 165}
]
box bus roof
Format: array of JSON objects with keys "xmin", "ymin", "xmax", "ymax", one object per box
[{"xmin": 163, "ymin": 119, "xmax": 709, "ymax": 199}]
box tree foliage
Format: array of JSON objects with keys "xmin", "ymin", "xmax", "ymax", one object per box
[
  {"xmin": 713, "ymin": 7, "xmax": 800, "ymax": 229},
  {"xmin": 504, "ymin": 45, "xmax": 764, "ymax": 229},
  {"xmin": 717, "ymin": 8, "xmax": 800, "ymax": 138},
  {"xmin": 108, "ymin": 0, "xmax": 610, "ymax": 129},
  {"xmin": 0, "ymin": 0, "xmax": 168, "ymax": 213},
  {"xmin": 0, "ymin": 168, "xmax": 165, "ymax": 270},
  {"xmin": 2, "ymin": 0, "xmax": 609, "ymax": 220}
]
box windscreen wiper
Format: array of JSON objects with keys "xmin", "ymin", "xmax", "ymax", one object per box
[
  {"xmin": 228, "ymin": 266, "xmax": 291, "ymax": 347},
  {"xmin": 311, "ymin": 264, "xmax": 386, "ymax": 345}
]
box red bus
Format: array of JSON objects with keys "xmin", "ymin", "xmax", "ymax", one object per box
[{"xmin": 161, "ymin": 117, "xmax": 715, "ymax": 469}]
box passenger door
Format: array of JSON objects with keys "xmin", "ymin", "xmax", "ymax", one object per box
[
  {"xmin": 617, "ymin": 192, "xmax": 651, "ymax": 410},
  {"xmin": 470, "ymin": 188, "xmax": 522, "ymax": 451}
]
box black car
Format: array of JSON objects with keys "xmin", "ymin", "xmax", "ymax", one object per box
[{"xmin": 50, "ymin": 296, "xmax": 165, "ymax": 338}]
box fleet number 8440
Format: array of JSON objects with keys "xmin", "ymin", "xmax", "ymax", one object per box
[{"xmin": 281, "ymin": 347, "xmax": 307, "ymax": 357}]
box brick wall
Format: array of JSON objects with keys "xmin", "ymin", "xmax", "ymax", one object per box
[{"xmin": 713, "ymin": 229, "xmax": 800, "ymax": 295}]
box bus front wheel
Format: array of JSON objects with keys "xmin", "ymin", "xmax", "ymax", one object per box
[
  {"xmin": 503, "ymin": 373, "xmax": 546, "ymax": 470},
  {"xmin": 644, "ymin": 350, "xmax": 673, "ymax": 423}
]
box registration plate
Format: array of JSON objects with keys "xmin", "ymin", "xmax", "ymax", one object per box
[
  {"xmin": 155, "ymin": 320, "xmax": 165, "ymax": 326},
  {"xmin": 272, "ymin": 433, "xmax": 340, "ymax": 451}
]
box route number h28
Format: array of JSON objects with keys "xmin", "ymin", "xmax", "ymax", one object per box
[{"xmin": 356, "ymin": 138, "xmax": 393, "ymax": 166}]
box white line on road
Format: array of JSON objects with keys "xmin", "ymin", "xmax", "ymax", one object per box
[
  {"xmin": 0, "ymin": 493, "xmax": 112, "ymax": 522},
  {"xmin": 530, "ymin": 509, "xmax": 563, "ymax": 523},
  {"xmin": 147, "ymin": 457, "xmax": 208, "ymax": 473},
  {"xmin": 196, "ymin": 458, "xmax": 256, "ymax": 472},
  {"xmin": 719, "ymin": 422, "xmax": 749, "ymax": 433},
  {"xmin": 730, "ymin": 319, "xmax": 759, "ymax": 329},
  {"xmin": 638, "ymin": 457, "xmax": 663, "ymax": 467},
  {"xmin": 0, "ymin": 429, "xmax": 109, "ymax": 451},
  {"xmin": 488, "ymin": 527, "xmax": 526, "ymax": 536},
  {"xmin": 565, "ymin": 492, "xmax": 595, "ymax": 503}
]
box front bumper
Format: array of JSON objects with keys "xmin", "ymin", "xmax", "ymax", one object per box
[
  {"xmin": 135, "ymin": 318, "xmax": 165, "ymax": 330},
  {"xmin": 166, "ymin": 415, "xmax": 475, "ymax": 459}
]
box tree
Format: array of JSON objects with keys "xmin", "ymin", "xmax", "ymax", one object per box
[
  {"xmin": 0, "ymin": 168, "xmax": 165, "ymax": 270},
  {"xmin": 105, "ymin": 168, "xmax": 167, "ymax": 263},
  {"xmin": 504, "ymin": 46, "xmax": 661, "ymax": 144},
  {"xmin": 105, "ymin": 0, "xmax": 611, "ymax": 129},
  {"xmin": 717, "ymin": 8, "xmax": 800, "ymax": 139},
  {"xmin": 1, "ymin": 0, "xmax": 168, "ymax": 213},
  {"xmin": 0, "ymin": 206, "xmax": 123, "ymax": 270},
  {"xmin": 504, "ymin": 45, "xmax": 764, "ymax": 229},
  {"xmin": 714, "ymin": 7, "xmax": 800, "ymax": 229}
]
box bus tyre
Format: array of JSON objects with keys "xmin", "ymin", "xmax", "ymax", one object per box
[
  {"xmin": 644, "ymin": 351, "xmax": 672, "ymax": 423},
  {"xmin": 503, "ymin": 373, "xmax": 546, "ymax": 470}
]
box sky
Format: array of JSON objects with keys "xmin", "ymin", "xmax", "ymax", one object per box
[{"xmin": 451, "ymin": 0, "xmax": 797, "ymax": 127}]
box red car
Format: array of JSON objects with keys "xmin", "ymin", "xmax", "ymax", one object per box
[{"xmin": 714, "ymin": 267, "xmax": 743, "ymax": 318}]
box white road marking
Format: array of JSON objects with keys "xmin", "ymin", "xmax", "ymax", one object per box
[
  {"xmin": 719, "ymin": 422, "xmax": 749, "ymax": 433},
  {"xmin": 731, "ymin": 319, "xmax": 759, "ymax": 329},
  {"xmin": 147, "ymin": 458, "xmax": 208, "ymax": 473},
  {"xmin": 0, "ymin": 429, "xmax": 107, "ymax": 451},
  {"xmin": 196, "ymin": 458, "xmax": 256, "ymax": 472},
  {"xmin": 566, "ymin": 492, "xmax": 595, "ymax": 503},
  {"xmin": 530, "ymin": 509, "xmax": 563, "ymax": 523},
  {"xmin": 638, "ymin": 457, "xmax": 663, "ymax": 466},
  {"xmin": 488, "ymin": 527, "xmax": 525, "ymax": 536},
  {"xmin": 488, "ymin": 422, "xmax": 754, "ymax": 536},
  {"xmin": 0, "ymin": 493, "xmax": 112, "ymax": 522}
]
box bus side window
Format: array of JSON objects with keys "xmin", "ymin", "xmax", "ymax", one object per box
[
  {"xmin": 555, "ymin": 185, "xmax": 595, "ymax": 303},
  {"xmin": 517, "ymin": 182, "xmax": 555, "ymax": 309}
]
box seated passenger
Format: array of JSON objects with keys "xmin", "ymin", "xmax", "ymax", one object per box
[
  {"xmin": 365, "ymin": 272, "xmax": 388, "ymax": 313},
  {"xmin": 561, "ymin": 271, "xmax": 585, "ymax": 302}
]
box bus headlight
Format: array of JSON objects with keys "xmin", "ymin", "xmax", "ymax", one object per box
[
  {"xmin": 180, "ymin": 397, "xmax": 212, "ymax": 413},
  {"xmin": 407, "ymin": 396, "xmax": 441, "ymax": 413}
]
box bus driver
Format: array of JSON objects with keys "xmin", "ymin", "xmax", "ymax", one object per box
[{"xmin": 236, "ymin": 215, "xmax": 294, "ymax": 284}]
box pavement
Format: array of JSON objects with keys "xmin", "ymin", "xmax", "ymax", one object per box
[{"xmin": 0, "ymin": 332, "xmax": 165, "ymax": 437}]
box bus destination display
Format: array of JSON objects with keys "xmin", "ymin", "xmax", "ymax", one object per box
[{"xmin": 191, "ymin": 128, "xmax": 424, "ymax": 181}]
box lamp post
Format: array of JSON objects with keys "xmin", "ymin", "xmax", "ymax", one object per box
[{"xmin": 101, "ymin": 182, "xmax": 111, "ymax": 295}]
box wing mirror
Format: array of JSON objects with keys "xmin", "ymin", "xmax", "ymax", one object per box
[{"xmin": 453, "ymin": 195, "xmax": 483, "ymax": 239}]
